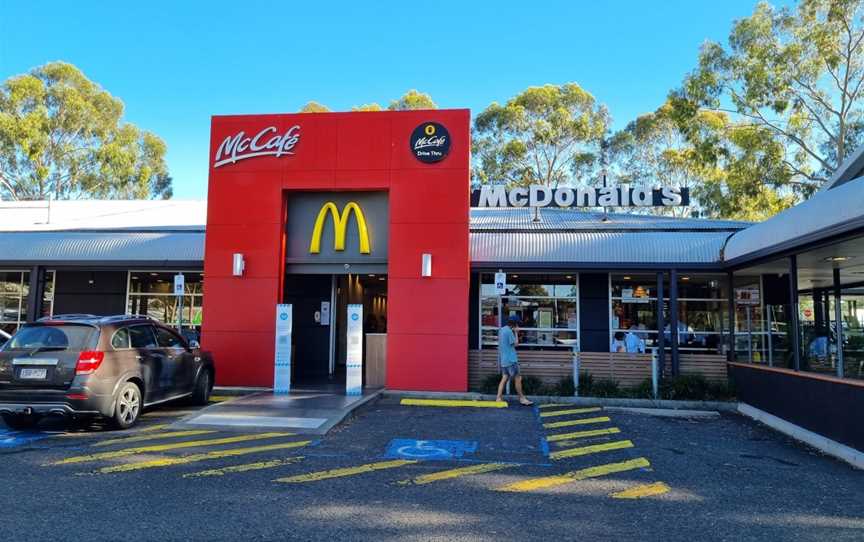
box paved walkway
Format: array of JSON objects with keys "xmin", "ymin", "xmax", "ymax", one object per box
[{"xmin": 176, "ymin": 388, "xmax": 381, "ymax": 434}]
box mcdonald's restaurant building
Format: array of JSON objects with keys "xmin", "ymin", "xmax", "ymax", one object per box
[{"xmin": 1, "ymin": 109, "xmax": 863, "ymax": 454}]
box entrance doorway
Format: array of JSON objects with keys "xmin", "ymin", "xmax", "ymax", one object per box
[{"xmin": 283, "ymin": 273, "xmax": 388, "ymax": 389}]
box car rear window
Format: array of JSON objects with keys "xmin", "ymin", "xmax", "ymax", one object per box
[{"xmin": 3, "ymin": 325, "xmax": 97, "ymax": 351}]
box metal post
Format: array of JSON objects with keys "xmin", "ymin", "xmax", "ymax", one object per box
[
  {"xmin": 572, "ymin": 346, "xmax": 580, "ymax": 397},
  {"xmin": 767, "ymin": 306, "xmax": 774, "ymax": 367},
  {"xmin": 746, "ymin": 305, "xmax": 753, "ymax": 363},
  {"xmin": 24, "ymin": 266, "xmax": 45, "ymax": 322},
  {"xmin": 669, "ymin": 269, "xmax": 680, "ymax": 376},
  {"xmin": 727, "ymin": 271, "xmax": 736, "ymax": 362},
  {"xmin": 788, "ymin": 256, "xmax": 801, "ymax": 371},
  {"xmin": 651, "ymin": 348, "xmax": 659, "ymax": 399},
  {"xmin": 834, "ymin": 267, "xmax": 844, "ymax": 378},
  {"xmin": 656, "ymin": 272, "xmax": 666, "ymax": 378}
]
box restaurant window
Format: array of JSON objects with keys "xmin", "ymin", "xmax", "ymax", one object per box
[
  {"xmin": 610, "ymin": 273, "xmax": 739, "ymax": 354},
  {"xmin": 479, "ymin": 273, "xmax": 579, "ymax": 349},
  {"xmin": 127, "ymin": 271, "xmax": 203, "ymax": 340},
  {"xmin": 0, "ymin": 270, "xmax": 29, "ymax": 337}
]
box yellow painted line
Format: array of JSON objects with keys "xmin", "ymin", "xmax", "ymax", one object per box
[
  {"xmin": 51, "ymin": 432, "xmax": 293, "ymax": 465},
  {"xmin": 546, "ymin": 427, "xmax": 621, "ymax": 442},
  {"xmin": 136, "ymin": 423, "xmax": 171, "ymax": 433},
  {"xmin": 142, "ymin": 410, "xmax": 196, "ymax": 418},
  {"xmin": 543, "ymin": 416, "xmax": 611, "ymax": 429},
  {"xmin": 612, "ymin": 481, "xmax": 671, "ymax": 499},
  {"xmin": 549, "ymin": 440, "xmax": 634, "ymax": 460},
  {"xmin": 276, "ymin": 459, "xmax": 418, "ymax": 483},
  {"xmin": 208, "ymin": 395, "xmax": 233, "ymax": 403},
  {"xmin": 498, "ymin": 457, "xmax": 651, "ymax": 492},
  {"xmin": 537, "ymin": 403, "xmax": 570, "ymax": 409},
  {"xmin": 400, "ymin": 398, "xmax": 507, "ymax": 408},
  {"xmin": 539, "ymin": 407, "xmax": 602, "ymax": 418},
  {"xmin": 395, "ymin": 462, "xmax": 516, "ymax": 486},
  {"xmin": 183, "ymin": 456, "xmax": 305, "ymax": 478},
  {"xmin": 90, "ymin": 440, "xmax": 312, "ymax": 474},
  {"xmin": 92, "ymin": 430, "xmax": 217, "ymax": 447}
]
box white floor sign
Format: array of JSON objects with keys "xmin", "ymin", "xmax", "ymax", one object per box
[
  {"xmin": 346, "ymin": 303, "xmax": 363, "ymax": 396},
  {"xmin": 274, "ymin": 304, "xmax": 293, "ymax": 394}
]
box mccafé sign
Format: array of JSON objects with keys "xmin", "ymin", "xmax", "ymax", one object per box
[
  {"xmin": 213, "ymin": 126, "xmax": 301, "ymax": 168},
  {"xmin": 471, "ymin": 185, "xmax": 690, "ymax": 208}
]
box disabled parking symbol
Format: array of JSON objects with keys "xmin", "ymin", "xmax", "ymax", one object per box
[
  {"xmin": 385, "ymin": 439, "xmax": 477, "ymax": 461},
  {"xmin": 0, "ymin": 430, "xmax": 53, "ymax": 448}
]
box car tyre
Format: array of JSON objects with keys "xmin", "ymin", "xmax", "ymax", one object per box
[
  {"xmin": 111, "ymin": 381, "xmax": 142, "ymax": 430},
  {"xmin": 1, "ymin": 414, "xmax": 38, "ymax": 431},
  {"xmin": 190, "ymin": 370, "xmax": 211, "ymax": 406}
]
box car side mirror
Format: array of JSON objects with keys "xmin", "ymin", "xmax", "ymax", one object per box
[{"xmin": 189, "ymin": 340, "xmax": 200, "ymax": 349}]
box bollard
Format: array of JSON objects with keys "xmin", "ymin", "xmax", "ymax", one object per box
[
  {"xmin": 572, "ymin": 348, "xmax": 580, "ymax": 397},
  {"xmin": 651, "ymin": 349, "xmax": 659, "ymax": 400}
]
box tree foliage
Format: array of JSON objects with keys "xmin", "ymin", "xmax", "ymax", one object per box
[
  {"xmin": 673, "ymin": 0, "xmax": 864, "ymax": 193},
  {"xmin": 299, "ymin": 101, "xmax": 331, "ymax": 113},
  {"xmin": 0, "ymin": 62, "xmax": 171, "ymax": 200},
  {"xmin": 473, "ymin": 83, "xmax": 609, "ymax": 186}
]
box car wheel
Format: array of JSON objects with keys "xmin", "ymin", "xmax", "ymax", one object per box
[
  {"xmin": 111, "ymin": 382, "xmax": 142, "ymax": 429},
  {"xmin": 1, "ymin": 414, "xmax": 38, "ymax": 431},
  {"xmin": 190, "ymin": 370, "xmax": 211, "ymax": 406}
]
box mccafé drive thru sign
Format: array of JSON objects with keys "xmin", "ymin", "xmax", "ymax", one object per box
[{"xmin": 471, "ymin": 184, "xmax": 690, "ymax": 208}]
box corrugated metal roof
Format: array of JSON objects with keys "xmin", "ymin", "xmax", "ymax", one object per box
[
  {"xmin": 0, "ymin": 232, "xmax": 204, "ymax": 263},
  {"xmin": 471, "ymin": 231, "xmax": 732, "ymax": 265},
  {"xmin": 724, "ymin": 175, "xmax": 864, "ymax": 263},
  {"xmin": 470, "ymin": 208, "xmax": 749, "ymax": 231}
]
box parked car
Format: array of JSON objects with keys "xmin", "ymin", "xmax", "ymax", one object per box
[{"xmin": 0, "ymin": 315, "xmax": 215, "ymax": 430}]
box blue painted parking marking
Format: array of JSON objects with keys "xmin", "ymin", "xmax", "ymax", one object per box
[
  {"xmin": 385, "ymin": 439, "xmax": 478, "ymax": 461},
  {"xmin": 0, "ymin": 430, "xmax": 54, "ymax": 448}
]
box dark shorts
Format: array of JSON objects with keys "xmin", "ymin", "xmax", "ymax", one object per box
[{"xmin": 501, "ymin": 363, "xmax": 520, "ymax": 378}]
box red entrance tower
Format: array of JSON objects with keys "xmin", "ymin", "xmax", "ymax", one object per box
[{"xmin": 202, "ymin": 109, "xmax": 470, "ymax": 392}]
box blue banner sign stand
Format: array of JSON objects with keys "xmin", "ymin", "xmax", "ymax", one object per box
[
  {"xmin": 274, "ymin": 304, "xmax": 293, "ymax": 394},
  {"xmin": 346, "ymin": 303, "xmax": 363, "ymax": 396}
]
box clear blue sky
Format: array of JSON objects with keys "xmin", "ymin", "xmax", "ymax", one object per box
[{"xmin": 1, "ymin": 1, "xmax": 777, "ymax": 199}]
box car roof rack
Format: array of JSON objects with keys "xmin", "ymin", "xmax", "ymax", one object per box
[
  {"xmin": 36, "ymin": 314, "xmax": 99, "ymax": 321},
  {"xmin": 97, "ymin": 314, "xmax": 160, "ymax": 323}
]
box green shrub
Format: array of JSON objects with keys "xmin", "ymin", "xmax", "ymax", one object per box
[
  {"xmin": 591, "ymin": 379, "xmax": 621, "ymax": 397},
  {"xmin": 660, "ymin": 374, "xmax": 710, "ymax": 400},
  {"xmin": 478, "ymin": 374, "xmax": 501, "ymax": 395},
  {"xmin": 519, "ymin": 375, "xmax": 550, "ymax": 396},
  {"xmin": 627, "ymin": 378, "xmax": 654, "ymax": 399},
  {"xmin": 706, "ymin": 380, "xmax": 736, "ymax": 400},
  {"xmin": 554, "ymin": 376, "xmax": 575, "ymax": 396}
]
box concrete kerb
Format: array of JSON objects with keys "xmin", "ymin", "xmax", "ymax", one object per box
[
  {"xmin": 385, "ymin": 390, "xmax": 738, "ymax": 414},
  {"xmin": 212, "ymin": 386, "xmax": 272, "ymax": 396}
]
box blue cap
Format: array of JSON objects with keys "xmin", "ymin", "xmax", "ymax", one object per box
[{"xmin": 507, "ymin": 315, "xmax": 521, "ymax": 324}]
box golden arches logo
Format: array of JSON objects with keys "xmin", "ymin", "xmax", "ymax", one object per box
[{"xmin": 309, "ymin": 202, "xmax": 371, "ymax": 255}]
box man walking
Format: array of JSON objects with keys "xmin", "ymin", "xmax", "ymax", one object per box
[{"xmin": 496, "ymin": 315, "xmax": 534, "ymax": 406}]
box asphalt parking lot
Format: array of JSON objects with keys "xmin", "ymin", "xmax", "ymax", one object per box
[{"xmin": 0, "ymin": 395, "xmax": 862, "ymax": 542}]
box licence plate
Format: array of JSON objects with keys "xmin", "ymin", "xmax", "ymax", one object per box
[{"xmin": 19, "ymin": 368, "xmax": 47, "ymax": 380}]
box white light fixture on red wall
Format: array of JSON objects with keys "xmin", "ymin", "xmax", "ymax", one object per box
[
  {"xmin": 421, "ymin": 253, "xmax": 432, "ymax": 277},
  {"xmin": 232, "ymin": 253, "xmax": 245, "ymax": 277}
]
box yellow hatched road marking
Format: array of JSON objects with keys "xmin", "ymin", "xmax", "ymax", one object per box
[
  {"xmin": 611, "ymin": 481, "xmax": 671, "ymax": 499},
  {"xmin": 52, "ymin": 432, "xmax": 293, "ymax": 465},
  {"xmin": 539, "ymin": 407, "xmax": 602, "ymax": 418},
  {"xmin": 546, "ymin": 427, "xmax": 621, "ymax": 442},
  {"xmin": 136, "ymin": 423, "xmax": 171, "ymax": 433},
  {"xmin": 89, "ymin": 441, "xmax": 312, "ymax": 474},
  {"xmin": 184, "ymin": 456, "xmax": 305, "ymax": 478},
  {"xmin": 498, "ymin": 457, "xmax": 651, "ymax": 492},
  {"xmin": 92, "ymin": 430, "xmax": 217, "ymax": 447},
  {"xmin": 395, "ymin": 462, "xmax": 516, "ymax": 486},
  {"xmin": 543, "ymin": 416, "xmax": 611, "ymax": 429},
  {"xmin": 276, "ymin": 459, "xmax": 418, "ymax": 483},
  {"xmin": 142, "ymin": 410, "xmax": 196, "ymax": 418},
  {"xmin": 400, "ymin": 398, "xmax": 507, "ymax": 408},
  {"xmin": 537, "ymin": 403, "xmax": 570, "ymax": 409},
  {"xmin": 549, "ymin": 440, "xmax": 634, "ymax": 460},
  {"xmin": 208, "ymin": 395, "xmax": 234, "ymax": 403}
]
